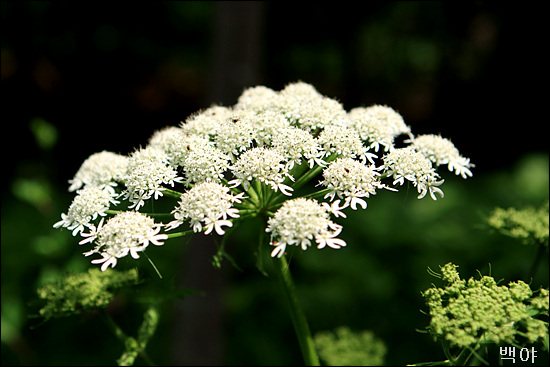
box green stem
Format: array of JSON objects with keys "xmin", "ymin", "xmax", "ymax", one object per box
[
  {"xmin": 101, "ymin": 310, "xmax": 156, "ymax": 366},
  {"xmin": 301, "ymin": 188, "xmax": 332, "ymax": 201},
  {"xmin": 267, "ymin": 159, "xmax": 335, "ymax": 208},
  {"xmin": 273, "ymin": 255, "xmax": 320, "ymax": 366},
  {"xmin": 162, "ymin": 188, "xmax": 183, "ymax": 199},
  {"xmin": 106, "ymin": 210, "xmax": 174, "ymax": 218},
  {"xmin": 244, "ymin": 181, "xmax": 261, "ymax": 207},
  {"xmin": 102, "ymin": 309, "xmax": 128, "ymax": 344},
  {"xmin": 106, "ymin": 210, "xmax": 121, "ymax": 215},
  {"xmin": 165, "ymin": 230, "xmax": 194, "ymax": 239},
  {"xmin": 254, "ymin": 179, "xmax": 265, "ymax": 207},
  {"xmin": 291, "ymin": 163, "xmax": 325, "ymax": 192},
  {"xmin": 234, "ymin": 208, "xmax": 259, "ymax": 216}
]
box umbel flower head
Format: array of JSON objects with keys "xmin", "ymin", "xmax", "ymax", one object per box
[
  {"xmin": 381, "ymin": 147, "xmax": 445, "ymax": 200},
  {"xmin": 229, "ymin": 146, "xmax": 294, "ymax": 196},
  {"xmin": 80, "ymin": 211, "xmax": 168, "ymax": 271},
  {"xmin": 348, "ymin": 105, "xmax": 411, "ymax": 152},
  {"xmin": 271, "ymin": 126, "xmax": 325, "ymax": 170},
  {"xmin": 37, "ymin": 268, "xmax": 139, "ymax": 320},
  {"xmin": 422, "ymin": 263, "xmax": 549, "ymax": 348},
  {"xmin": 487, "ymin": 201, "xmax": 549, "ymax": 245},
  {"xmin": 167, "ymin": 181, "xmax": 245, "ymax": 235},
  {"xmin": 266, "ymin": 198, "xmax": 347, "ymax": 258},
  {"xmin": 53, "ymin": 186, "xmax": 120, "ymax": 236},
  {"xmin": 68, "ymin": 150, "xmax": 128, "ymax": 193},
  {"xmin": 54, "ymin": 81, "xmax": 474, "ymax": 271},
  {"xmin": 122, "ymin": 147, "xmax": 183, "ymax": 210},
  {"xmin": 314, "ymin": 326, "xmax": 387, "ymax": 366},
  {"xmin": 320, "ymin": 157, "xmax": 393, "ymax": 210},
  {"xmin": 408, "ymin": 134, "xmax": 474, "ymax": 179}
]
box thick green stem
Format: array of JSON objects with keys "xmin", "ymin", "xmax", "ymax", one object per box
[{"xmin": 273, "ymin": 255, "xmax": 320, "ymax": 366}]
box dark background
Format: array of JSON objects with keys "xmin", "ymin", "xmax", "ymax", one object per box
[
  {"xmin": 2, "ymin": 2, "xmax": 547, "ymax": 183},
  {"xmin": 2, "ymin": 2, "xmax": 548, "ymax": 366}
]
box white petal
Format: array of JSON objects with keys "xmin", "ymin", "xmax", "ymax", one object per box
[
  {"xmin": 350, "ymin": 197, "xmax": 367, "ymax": 210},
  {"xmin": 270, "ymin": 243, "xmax": 286, "ymax": 258},
  {"xmin": 326, "ymin": 237, "xmax": 347, "ymax": 249},
  {"xmin": 429, "ymin": 186, "xmax": 445, "ymax": 200},
  {"xmin": 277, "ymin": 183, "xmax": 294, "ymax": 196},
  {"xmin": 214, "ymin": 220, "xmax": 233, "ymax": 235}
]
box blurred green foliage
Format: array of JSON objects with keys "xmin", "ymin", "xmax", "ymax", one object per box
[
  {"xmin": 36, "ymin": 268, "xmax": 139, "ymax": 321},
  {"xmin": 314, "ymin": 326, "xmax": 387, "ymax": 366},
  {"xmin": 487, "ymin": 202, "xmax": 549, "ymax": 246}
]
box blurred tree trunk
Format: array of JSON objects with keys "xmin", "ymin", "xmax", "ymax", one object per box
[
  {"xmin": 169, "ymin": 2, "xmax": 265, "ymax": 365},
  {"xmin": 208, "ymin": 1, "xmax": 265, "ymax": 105}
]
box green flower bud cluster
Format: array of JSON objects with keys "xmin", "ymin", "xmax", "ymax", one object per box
[
  {"xmin": 314, "ymin": 326, "xmax": 387, "ymax": 366},
  {"xmin": 422, "ymin": 263, "xmax": 549, "ymax": 348},
  {"xmin": 487, "ymin": 201, "xmax": 549, "ymax": 245},
  {"xmin": 36, "ymin": 268, "xmax": 139, "ymax": 320}
]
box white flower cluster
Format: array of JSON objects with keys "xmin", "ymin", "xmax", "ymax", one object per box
[
  {"xmin": 271, "ymin": 126, "xmax": 325, "ymax": 170},
  {"xmin": 68, "ymin": 150, "xmax": 128, "ymax": 192},
  {"xmin": 348, "ymin": 105, "xmax": 411, "ymax": 152},
  {"xmin": 54, "ymin": 186, "xmax": 119, "ymax": 236},
  {"xmin": 317, "ymin": 125, "xmax": 376, "ymax": 164},
  {"xmin": 382, "ymin": 147, "xmax": 445, "ymax": 200},
  {"xmin": 229, "ymin": 147, "xmax": 294, "ymax": 196},
  {"xmin": 122, "ymin": 147, "xmax": 184, "ymax": 210},
  {"xmin": 407, "ymin": 134, "xmax": 474, "ymax": 179},
  {"xmin": 55, "ymin": 81, "xmax": 473, "ymax": 269},
  {"xmin": 320, "ymin": 157, "xmax": 393, "ymax": 210},
  {"xmin": 266, "ymin": 198, "xmax": 346, "ymax": 258},
  {"xmin": 167, "ymin": 182, "xmax": 245, "ymax": 235},
  {"xmin": 79, "ymin": 211, "xmax": 167, "ymax": 271}
]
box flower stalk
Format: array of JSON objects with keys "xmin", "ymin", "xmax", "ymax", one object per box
[{"xmin": 273, "ymin": 254, "xmax": 320, "ymax": 366}]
